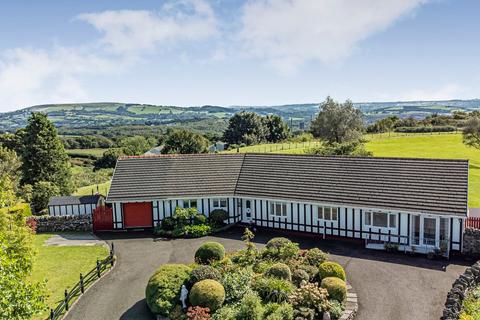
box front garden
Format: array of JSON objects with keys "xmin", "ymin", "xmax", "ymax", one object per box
[
  {"xmin": 460, "ymin": 287, "xmax": 480, "ymax": 320},
  {"xmin": 146, "ymin": 228, "xmax": 349, "ymax": 320}
]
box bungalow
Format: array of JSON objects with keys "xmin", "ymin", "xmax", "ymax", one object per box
[
  {"xmin": 48, "ymin": 194, "xmax": 104, "ymax": 216},
  {"xmin": 106, "ymin": 153, "xmax": 468, "ymax": 255}
]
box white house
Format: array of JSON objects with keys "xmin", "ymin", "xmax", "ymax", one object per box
[{"xmin": 106, "ymin": 153, "xmax": 468, "ymax": 255}]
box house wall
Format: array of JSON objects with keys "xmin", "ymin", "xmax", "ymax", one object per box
[{"xmin": 48, "ymin": 203, "xmax": 97, "ymax": 217}]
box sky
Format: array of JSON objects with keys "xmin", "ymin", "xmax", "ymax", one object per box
[{"xmin": 0, "ymin": 0, "xmax": 479, "ymax": 112}]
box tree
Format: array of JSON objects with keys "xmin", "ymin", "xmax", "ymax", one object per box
[
  {"xmin": 309, "ymin": 141, "xmax": 373, "ymax": 157},
  {"xmin": 20, "ymin": 113, "xmax": 73, "ymax": 195},
  {"xmin": 463, "ymin": 116, "xmax": 480, "ymax": 149},
  {"xmin": 223, "ymin": 112, "xmax": 266, "ymax": 146},
  {"xmin": 31, "ymin": 181, "xmax": 60, "ymax": 212},
  {"xmin": 366, "ymin": 116, "xmax": 399, "ymax": 133},
  {"xmin": 94, "ymin": 148, "xmax": 124, "ymax": 170},
  {"xmin": 310, "ymin": 97, "xmax": 364, "ymax": 144},
  {"xmin": 162, "ymin": 130, "xmax": 209, "ymax": 154},
  {"xmin": 120, "ymin": 136, "xmax": 156, "ymax": 156},
  {"xmin": 263, "ymin": 115, "xmax": 291, "ymax": 143}
]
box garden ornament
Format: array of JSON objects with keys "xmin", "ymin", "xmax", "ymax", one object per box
[
  {"xmin": 323, "ymin": 311, "xmax": 331, "ymax": 320},
  {"xmin": 180, "ymin": 285, "xmax": 188, "ymax": 309}
]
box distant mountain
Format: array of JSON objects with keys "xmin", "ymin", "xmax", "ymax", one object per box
[{"xmin": 1, "ymin": 99, "xmax": 479, "ymax": 133}]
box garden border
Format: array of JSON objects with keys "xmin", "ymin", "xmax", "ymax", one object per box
[{"xmin": 340, "ymin": 282, "xmax": 358, "ymax": 320}]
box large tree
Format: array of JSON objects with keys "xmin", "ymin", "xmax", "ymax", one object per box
[
  {"xmin": 463, "ymin": 116, "xmax": 480, "ymax": 149},
  {"xmin": 263, "ymin": 115, "xmax": 291, "ymax": 143},
  {"xmin": 223, "ymin": 111, "xmax": 266, "ymax": 146},
  {"xmin": 20, "ymin": 113, "xmax": 73, "ymax": 195},
  {"xmin": 310, "ymin": 97, "xmax": 364, "ymax": 144},
  {"xmin": 120, "ymin": 136, "xmax": 157, "ymax": 156},
  {"xmin": 162, "ymin": 130, "xmax": 209, "ymax": 154}
]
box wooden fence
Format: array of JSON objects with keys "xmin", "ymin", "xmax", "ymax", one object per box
[
  {"xmin": 48, "ymin": 243, "xmax": 115, "ymax": 320},
  {"xmin": 466, "ymin": 217, "xmax": 480, "ymax": 230}
]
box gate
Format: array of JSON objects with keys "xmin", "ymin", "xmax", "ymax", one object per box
[{"xmin": 92, "ymin": 205, "xmax": 113, "ymax": 232}]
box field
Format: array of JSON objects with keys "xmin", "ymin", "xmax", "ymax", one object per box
[
  {"xmin": 224, "ymin": 141, "xmax": 322, "ymax": 154},
  {"xmin": 74, "ymin": 180, "xmax": 111, "ymax": 196},
  {"xmin": 67, "ymin": 148, "xmax": 107, "ymax": 158},
  {"xmin": 29, "ymin": 234, "xmax": 109, "ymax": 319}
]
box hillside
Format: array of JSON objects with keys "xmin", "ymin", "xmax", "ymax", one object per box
[{"xmin": 1, "ymin": 99, "xmax": 479, "ymax": 133}]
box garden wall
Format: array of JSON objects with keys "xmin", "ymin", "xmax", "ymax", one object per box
[
  {"xmin": 441, "ymin": 260, "xmax": 480, "ymax": 320},
  {"xmin": 462, "ymin": 228, "xmax": 480, "ymax": 257},
  {"xmin": 30, "ymin": 214, "xmax": 92, "ymax": 233}
]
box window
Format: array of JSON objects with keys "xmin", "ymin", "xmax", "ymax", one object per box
[
  {"xmin": 212, "ymin": 198, "xmax": 228, "ymax": 209},
  {"xmin": 183, "ymin": 199, "xmax": 198, "ymax": 209},
  {"xmin": 270, "ymin": 202, "xmax": 287, "ymax": 218},
  {"xmin": 316, "ymin": 206, "xmax": 338, "ymax": 221},
  {"xmin": 365, "ymin": 211, "xmax": 397, "ymax": 228}
]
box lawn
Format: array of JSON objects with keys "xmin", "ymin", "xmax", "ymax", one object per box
[
  {"xmin": 223, "ymin": 141, "xmax": 322, "ymax": 154},
  {"xmin": 74, "ymin": 180, "xmax": 111, "ymax": 196},
  {"xmin": 66, "ymin": 148, "xmax": 107, "ymax": 157},
  {"xmin": 29, "ymin": 233, "xmax": 109, "ymax": 318}
]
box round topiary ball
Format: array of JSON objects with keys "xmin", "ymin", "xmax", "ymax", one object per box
[
  {"xmin": 189, "ymin": 279, "xmax": 226, "ymax": 311},
  {"xmin": 265, "ymin": 263, "xmax": 292, "ymax": 281},
  {"xmin": 195, "ymin": 241, "xmax": 226, "ymax": 264},
  {"xmin": 321, "ymin": 277, "xmax": 347, "ymax": 302},
  {"xmin": 209, "ymin": 209, "xmax": 229, "ymax": 225},
  {"xmin": 318, "ymin": 261, "xmax": 346, "ymax": 281},
  {"xmin": 305, "ymin": 248, "xmax": 328, "ymax": 266},
  {"xmin": 292, "ymin": 269, "xmax": 310, "ymax": 286},
  {"xmin": 189, "ymin": 265, "xmax": 222, "ymax": 286},
  {"xmin": 266, "ymin": 237, "xmax": 292, "ymax": 250}
]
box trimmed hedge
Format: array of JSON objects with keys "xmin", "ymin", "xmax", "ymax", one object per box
[
  {"xmin": 394, "ymin": 125, "xmax": 456, "ymax": 133},
  {"xmin": 266, "ymin": 237, "xmax": 292, "ymax": 250},
  {"xmin": 146, "ymin": 264, "xmax": 192, "ymax": 316},
  {"xmin": 265, "ymin": 263, "xmax": 292, "ymax": 281},
  {"xmin": 190, "ymin": 265, "xmax": 222, "ymax": 286},
  {"xmin": 195, "ymin": 242, "xmax": 226, "ymax": 264},
  {"xmin": 189, "ymin": 279, "xmax": 226, "ymax": 311},
  {"xmin": 321, "ymin": 277, "xmax": 347, "ymax": 302},
  {"xmin": 318, "ymin": 261, "xmax": 346, "ymax": 281}
]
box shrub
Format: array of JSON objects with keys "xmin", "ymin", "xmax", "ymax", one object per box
[
  {"xmin": 189, "ymin": 279, "xmax": 225, "ymax": 312},
  {"xmin": 264, "ymin": 303, "xmax": 294, "ymax": 320},
  {"xmin": 221, "ymin": 267, "xmax": 254, "ymax": 303},
  {"xmin": 211, "ymin": 305, "xmax": 238, "ymax": 320},
  {"xmin": 194, "ymin": 214, "xmax": 207, "ymax": 225},
  {"xmin": 170, "ymin": 305, "xmax": 188, "ymax": 320},
  {"xmin": 252, "ymin": 276, "xmax": 295, "ymax": 303},
  {"xmin": 318, "ymin": 262, "xmax": 346, "ymax": 281},
  {"xmin": 146, "ymin": 264, "xmax": 192, "ymax": 316},
  {"xmin": 190, "ymin": 265, "xmax": 222, "ymax": 286},
  {"xmin": 253, "ymin": 260, "xmax": 275, "ymax": 274},
  {"xmin": 288, "ymin": 282, "xmax": 329, "ymax": 312},
  {"xmin": 266, "ymin": 237, "xmax": 292, "ymax": 250},
  {"xmin": 328, "ymin": 300, "xmax": 345, "ymax": 320},
  {"xmin": 186, "ymin": 306, "xmax": 211, "ymax": 320},
  {"xmin": 195, "ymin": 242, "xmax": 225, "ymax": 264},
  {"xmin": 263, "ymin": 241, "xmax": 300, "ymax": 261},
  {"xmin": 184, "ymin": 224, "xmax": 212, "ymax": 237},
  {"xmin": 321, "ymin": 277, "xmax": 347, "ymax": 302},
  {"xmin": 161, "ymin": 217, "xmax": 176, "ymax": 231},
  {"xmin": 305, "ymin": 248, "xmax": 328, "ymax": 266},
  {"xmin": 292, "ymin": 269, "xmax": 310, "ymax": 287},
  {"xmin": 292, "ymin": 306, "xmax": 315, "ymax": 320},
  {"xmin": 209, "ymin": 209, "xmax": 228, "ymax": 225},
  {"xmin": 236, "ymin": 292, "xmax": 264, "ymax": 320},
  {"xmin": 265, "ymin": 263, "xmax": 292, "ymax": 281},
  {"xmin": 292, "ymin": 264, "xmax": 318, "ymax": 281}
]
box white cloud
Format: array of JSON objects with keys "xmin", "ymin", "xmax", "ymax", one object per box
[
  {"xmin": 239, "ymin": 0, "xmax": 428, "ymax": 74},
  {"xmin": 77, "ymin": 0, "xmax": 218, "ymax": 55}
]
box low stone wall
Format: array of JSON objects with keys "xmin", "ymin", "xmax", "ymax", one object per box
[
  {"xmin": 30, "ymin": 214, "xmax": 92, "ymax": 233},
  {"xmin": 463, "ymin": 228, "xmax": 480, "ymax": 257},
  {"xmin": 441, "ymin": 260, "xmax": 480, "ymax": 319}
]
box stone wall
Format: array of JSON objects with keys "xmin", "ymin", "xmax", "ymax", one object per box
[
  {"xmin": 31, "ymin": 214, "xmax": 92, "ymax": 233},
  {"xmin": 463, "ymin": 228, "xmax": 480, "ymax": 257},
  {"xmin": 441, "ymin": 260, "xmax": 480, "ymax": 319}
]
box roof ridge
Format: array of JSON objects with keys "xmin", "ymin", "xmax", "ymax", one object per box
[{"xmin": 118, "ymin": 153, "xmax": 244, "ymax": 160}]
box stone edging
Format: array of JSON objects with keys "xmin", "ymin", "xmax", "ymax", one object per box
[
  {"xmin": 340, "ymin": 282, "xmax": 358, "ymax": 320},
  {"xmin": 441, "ymin": 260, "xmax": 480, "ymax": 320}
]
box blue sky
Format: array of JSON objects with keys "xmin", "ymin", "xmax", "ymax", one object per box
[{"xmin": 0, "ymin": 0, "xmax": 479, "ymax": 112}]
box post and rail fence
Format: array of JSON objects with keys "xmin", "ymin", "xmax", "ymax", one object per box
[{"xmin": 48, "ymin": 242, "xmax": 115, "ymax": 320}]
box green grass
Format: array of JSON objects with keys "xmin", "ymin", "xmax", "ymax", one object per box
[
  {"xmin": 74, "ymin": 180, "xmax": 111, "ymax": 196},
  {"xmin": 29, "ymin": 233, "xmax": 109, "ymax": 318},
  {"xmin": 223, "ymin": 141, "xmax": 322, "ymax": 154},
  {"xmin": 67, "ymin": 148, "xmax": 107, "ymax": 157}
]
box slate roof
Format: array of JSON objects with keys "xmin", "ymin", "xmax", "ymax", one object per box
[
  {"xmin": 107, "ymin": 153, "xmax": 469, "ymax": 216},
  {"xmin": 48, "ymin": 195, "xmax": 102, "ymax": 206}
]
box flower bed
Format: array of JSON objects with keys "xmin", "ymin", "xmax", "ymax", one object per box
[
  {"xmin": 153, "ymin": 207, "xmax": 229, "ymax": 238},
  {"xmin": 146, "ymin": 228, "xmax": 351, "ymax": 320}
]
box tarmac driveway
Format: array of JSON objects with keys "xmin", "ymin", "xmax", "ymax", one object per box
[{"xmin": 65, "ymin": 227, "xmax": 468, "ymax": 320}]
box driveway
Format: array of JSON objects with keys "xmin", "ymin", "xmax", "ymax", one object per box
[{"xmin": 65, "ymin": 227, "xmax": 468, "ymax": 320}]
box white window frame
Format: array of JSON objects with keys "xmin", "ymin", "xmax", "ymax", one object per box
[
  {"xmin": 270, "ymin": 201, "xmax": 287, "ymax": 219},
  {"xmin": 364, "ymin": 210, "xmax": 397, "ymax": 229},
  {"xmin": 316, "ymin": 206, "xmax": 338, "ymax": 222},
  {"xmin": 212, "ymin": 198, "xmax": 228, "ymax": 209},
  {"xmin": 183, "ymin": 199, "xmax": 198, "ymax": 209}
]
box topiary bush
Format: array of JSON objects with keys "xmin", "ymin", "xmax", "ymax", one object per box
[
  {"xmin": 265, "ymin": 263, "xmax": 292, "ymax": 281},
  {"xmin": 305, "ymin": 248, "xmax": 328, "ymax": 266},
  {"xmin": 266, "ymin": 237, "xmax": 292, "ymax": 250},
  {"xmin": 318, "ymin": 262, "xmax": 346, "ymax": 281},
  {"xmin": 190, "ymin": 265, "xmax": 222, "ymax": 286},
  {"xmin": 146, "ymin": 264, "xmax": 192, "ymax": 316},
  {"xmin": 252, "ymin": 276, "xmax": 295, "ymax": 303},
  {"xmin": 209, "ymin": 209, "xmax": 229, "ymax": 226},
  {"xmin": 236, "ymin": 291, "xmax": 264, "ymax": 320},
  {"xmin": 321, "ymin": 277, "xmax": 347, "ymax": 302},
  {"xmin": 189, "ymin": 279, "xmax": 226, "ymax": 312},
  {"xmin": 292, "ymin": 269, "xmax": 310, "ymax": 287},
  {"xmin": 195, "ymin": 242, "xmax": 226, "ymax": 264}
]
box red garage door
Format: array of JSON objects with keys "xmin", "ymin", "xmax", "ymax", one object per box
[{"xmin": 123, "ymin": 202, "xmax": 153, "ymax": 228}]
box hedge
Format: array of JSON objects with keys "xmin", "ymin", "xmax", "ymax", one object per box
[
  {"xmin": 394, "ymin": 125, "xmax": 456, "ymax": 133},
  {"xmin": 318, "ymin": 261, "xmax": 346, "ymax": 281},
  {"xmin": 195, "ymin": 242, "xmax": 225, "ymax": 264},
  {"xmin": 321, "ymin": 277, "xmax": 347, "ymax": 302},
  {"xmin": 189, "ymin": 279, "xmax": 226, "ymax": 311}
]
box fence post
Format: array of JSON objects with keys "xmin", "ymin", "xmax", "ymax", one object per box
[
  {"xmin": 110, "ymin": 242, "xmax": 115, "ymax": 267},
  {"xmin": 96, "ymin": 260, "xmax": 101, "ymax": 278},
  {"xmin": 50, "ymin": 308, "xmax": 54, "ymax": 320},
  {"xmin": 64, "ymin": 289, "xmax": 69, "ymax": 311},
  {"xmin": 80, "ymin": 273, "xmax": 84, "ymax": 294}
]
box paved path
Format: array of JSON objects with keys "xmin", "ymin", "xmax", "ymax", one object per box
[
  {"xmin": 65, "ymin": 227, "xmax": 468, "ymax": 320},
  {"xmin": 44, "ymin": 233, "xmax": 104, "ymax": 247}
]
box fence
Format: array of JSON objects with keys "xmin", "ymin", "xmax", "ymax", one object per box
[
  {"xmin": 232, "ymin": 141, "xmax": 322, "ymax": 154},
  {"xmin": 466, "ymin": 217, "xmax": 480, "ymax": 229},
  {"xmin": 48, "ymin": 243, "xmax": 115, "ymax": 320}
]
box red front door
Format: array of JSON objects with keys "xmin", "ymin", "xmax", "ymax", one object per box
[{"xmin": 123, "ymin": 202, "xmax": 153, "ymax": 228}]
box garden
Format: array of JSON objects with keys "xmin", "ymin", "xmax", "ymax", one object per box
[
  {"xmin": 153, "ymin": 207, "xmax": 230, "ymax": 238},
  {"xmin": 460, "ymin": 286, "xmax": 480, "ymax": 320},
  {"xmin": 146, "ymin": 228, "xmax": 349, "ymax": 320}
]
